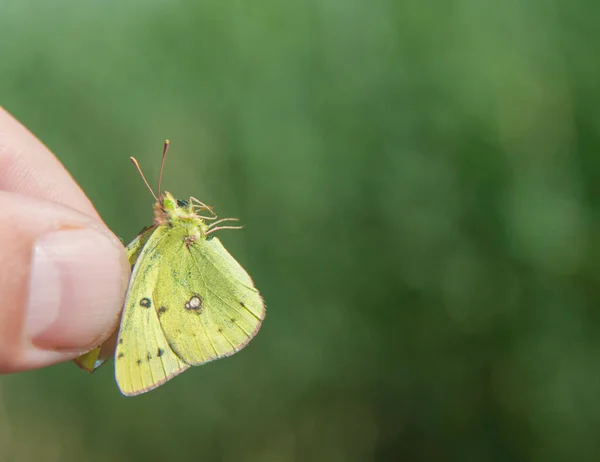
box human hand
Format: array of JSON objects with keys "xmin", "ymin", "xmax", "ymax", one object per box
[{"xmin": 0, "ymin": 107, "xmax": 129, "ymax": 373}]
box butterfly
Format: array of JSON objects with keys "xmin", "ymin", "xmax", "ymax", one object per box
[{"xmin": 75, "ymin": 141, "xmax": 265, "ymax": 396}]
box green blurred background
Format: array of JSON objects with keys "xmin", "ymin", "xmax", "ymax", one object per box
[{"xmin": 2, "ymin": 0, "xmax": 600, "ymax": 461}]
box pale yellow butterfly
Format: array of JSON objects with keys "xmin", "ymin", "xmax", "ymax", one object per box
[{"xmin": 75, "ymin": 141, "xmax": 266, "ymax": 396}]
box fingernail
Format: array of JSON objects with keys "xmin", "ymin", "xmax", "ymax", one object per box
[{"xmin": 26, "ymin": 228, "xmax": 128, "ymax": 351}]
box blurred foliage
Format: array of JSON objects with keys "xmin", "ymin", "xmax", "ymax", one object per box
[{"xmin": 2, "ymin": 0, "xmax": 600, "ymax": 461}]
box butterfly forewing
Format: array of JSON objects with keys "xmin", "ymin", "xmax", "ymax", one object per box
[{"xmin": 114, "ymin": 226, "xmax": 189, "ymax": 396}]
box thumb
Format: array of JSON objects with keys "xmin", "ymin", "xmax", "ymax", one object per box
[{"xmin": 0, "ymin": 191, "xmax": 130, "ymax": 373}]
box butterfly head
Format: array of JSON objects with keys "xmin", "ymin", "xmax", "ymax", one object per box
[
  {"xmin": 154, "ymin": 191, "xmax": 208, "ymax": 229},
  {"xmin": 161, "ymin": 191, "xmax": 188, "ymax": 214}
]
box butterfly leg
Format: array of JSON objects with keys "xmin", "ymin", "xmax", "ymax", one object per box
[
  {"xmin": 207, "ymin": 217, "xmax": 240, "ymax": 229},
  {"xmin": 190, "ymin": 197, "xmax": 218, "ymax": 220},
  {"xmin": 205, "ymin": 218, "xmax": 243, "ymax": 235}
]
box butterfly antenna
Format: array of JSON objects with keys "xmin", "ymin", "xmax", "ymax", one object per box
[
  {"xmin": 130, "ymin": 157, "xmax": 158, "ymax": 201},
  {"xmin": 157, "ymin": 139, "xmax": 170, "ymax": 196}
]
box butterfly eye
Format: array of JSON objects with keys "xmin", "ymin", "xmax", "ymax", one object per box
[{"xmin": 177, "ymin": 199, "xmax": 189, "ymax": 207}]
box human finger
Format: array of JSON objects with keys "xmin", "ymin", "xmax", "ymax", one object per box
[{"xmin": 0, "ymin": 191, "xmax": 129, "ymax": 373}]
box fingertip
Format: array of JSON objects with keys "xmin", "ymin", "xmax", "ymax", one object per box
[
  {"xmin": 26, "ymin": 228, "xmax": 129, "ymax": 353},
  {"xmin": 0, "ymin": 193, "xmax": 131, "ymax": 372}
]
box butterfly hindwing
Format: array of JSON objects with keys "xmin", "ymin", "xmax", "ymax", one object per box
[
  {"xmin": 114, "ymin": 225, "xmax": 190, "ymax": 396},
  {"xmin": 150, "ymin": 223, "xmax": 265, "ymax": 366}
]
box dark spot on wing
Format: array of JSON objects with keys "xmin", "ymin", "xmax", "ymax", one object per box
[
  {"xmin": 136, "ymin": 359, "xmax": 142, "ymax": 365},
  {"xmin": 140, "ymin": 298, "xmax": 151, "ymax": 308},
  {"xmin": 217, "ymin": 327, "xmax": 223, "ymax": 333},
  {"xmin": 157, "ymin": 348, "xmax": 164, "ymax": 357},
  {"xmin": 147, "ymin": 353, "xmax": 152, "ymax": 361},
  {"xmin": 230, "ymin": 317, "xmax": 236, "ymax": 323},
  {"xmin": 240, "ymin": 301, "xmax": 246, "ymax": 308},
  {"xmin": 158, "ymin": 306, "xmax": 167, "ymax": 316},
  {"xmin": 119, "ymin": 338, "xmax": 123, "ymax": 344},
  {"xmin": 117, "ymin": 352, "xmax": 124, "ymax": 359}
]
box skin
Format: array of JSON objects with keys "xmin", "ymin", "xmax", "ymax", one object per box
[{"xmin": 0, "ymin": 107, "xmax": 130, "ymax": 373}]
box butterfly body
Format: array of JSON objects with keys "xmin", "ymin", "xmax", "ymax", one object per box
[{"xmin": 76, "ymin": 184, "xmax": 265, "ymax": 396}]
